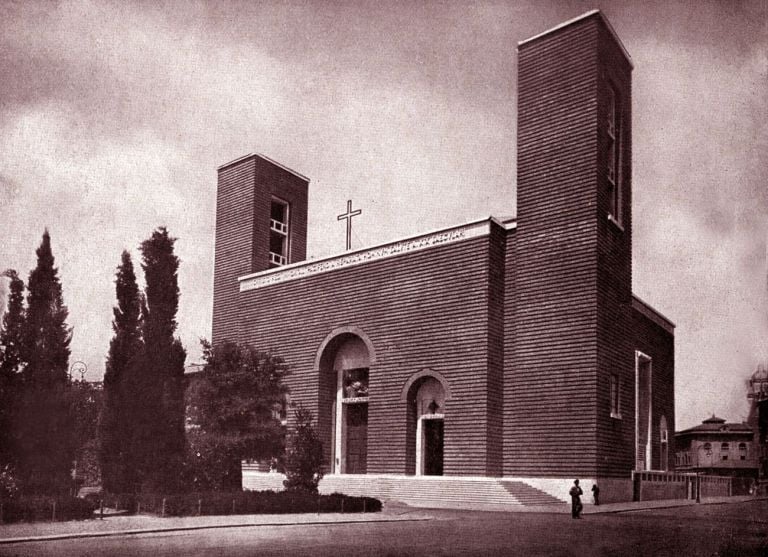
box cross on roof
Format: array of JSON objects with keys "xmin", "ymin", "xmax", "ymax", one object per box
[{"xmin": 337, "ymin": 199, "xmax": 361, "ymax": 251}]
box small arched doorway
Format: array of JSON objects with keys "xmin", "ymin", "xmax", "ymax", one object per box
[
  {"xmin": 406, "ymin": 375, "xmax": 447, "ymax": 476},
  {"xmin": 659, "ymin": 415, "xmax": 669, "ymax": 471},
  {"xmin": 317, "ymin": 331, "xmax": 373, "ymax": 475}
]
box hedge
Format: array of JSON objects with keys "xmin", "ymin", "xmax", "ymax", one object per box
[
  {"xmin": 0, "ymin": 495, "xmax": 97, "ymax": 523},
  {"xmin": 97, "ymin": 490, "xmax": 381, "ymax": 517}
]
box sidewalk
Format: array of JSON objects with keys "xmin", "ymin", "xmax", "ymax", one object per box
[
  {"xmin": 584, "ymin": 494, "xmax": 768, "ymax": 514},
  {"xmin": 0, "ymin": 496, "xmax": 763, "ymax": 545},
  {"xmin": 0, "ymin": 503, "xmax": 431, "ymax": 545}
]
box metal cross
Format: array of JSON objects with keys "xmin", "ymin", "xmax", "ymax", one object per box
[{"xmin": 337, "ymin": 199, "xmax": 361, "ymax": 251}]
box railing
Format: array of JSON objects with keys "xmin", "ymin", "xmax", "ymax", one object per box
[
  {"xmin": 269, "ymin": 252, "xmax": 286, "ymax": 266},
  {"xmin": 632, "ymin": 470, "xmax": 733, "ymax": 501},
  {"xmin": 270, "ymin": 219, "xmax": 287, "ymax": 235}
]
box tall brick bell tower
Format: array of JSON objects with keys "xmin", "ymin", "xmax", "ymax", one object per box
[
  {"xmin": 212, "ymin": 154, "xmax": 310, "ymax": 345},
  {"xmin": 509, "ymin": 11, "xmax": 634, "ymax": 478}
]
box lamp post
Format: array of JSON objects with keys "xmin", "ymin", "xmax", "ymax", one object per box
[
  {"xmin": 69, "ymin": 361, "xmax": 87, "ymax": 382},
  {"xmin": 696, "ymin": 445, "xmax": 712, "ymax": 503}
]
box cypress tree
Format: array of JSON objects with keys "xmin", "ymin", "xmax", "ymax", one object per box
[
  {"xmin": 138, "ymin": 227, "xmax": 186, "ymax": 492},
  {"xmin": 0, "ymin": 269, "xmax": 25, "ymax": 468},
  {"xmin": 21, "ymin": 230, "xmax": 71, "ymax": 387},
  {"xmin": 16, "ymin": 230, "xmax": 74, "ymax": 494},
  {"xmin": 100, "ymin": 251, "xmax": 143, "ymax": 493}
]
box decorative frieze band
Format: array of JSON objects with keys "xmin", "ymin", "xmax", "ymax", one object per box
[{"xmin": 239, "ymin": 219, "xmax": 495, "ymax": 291}]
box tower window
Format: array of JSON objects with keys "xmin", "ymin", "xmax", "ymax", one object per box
[
  {"xmin": 606, "ymin": 83, "xmax": 622, "ymax": 224},
  {"xmin": 269, "ymin": 198, "xmax": 289, "ymax": 268}
]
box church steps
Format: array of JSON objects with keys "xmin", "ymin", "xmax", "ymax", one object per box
[{"xmin": 242, "ymin": 472, "xmax": 568, "ymax": 509}]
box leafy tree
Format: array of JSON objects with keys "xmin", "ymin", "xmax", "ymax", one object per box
[
  {"xmin": 0, "ymin": 464, "xmax": 19, "ymax": 501},
  {"xmin": 100, "ymin": 251, "xmax": 143, "ymax": 492},
  {"xmin": 135, "ymin": 227, "xmax": 186, "ymax": 492},
  {"xmin": 186, "ymin": 340, "xmax": 288, "ymax": 491},
  {"xmin": 15, "ymin": 230, "xmax": 74, "ymax": 494},
  {"xmin": 283, "ymin": 405, "xmax": 324, "ymax": 494},
  {"xmin": 0, "ymin": 270, "xmax": 24, "ymax": 468},
  {"xmin": 0, "ymin": 269, "xmax": 25, "ymax": 379},
  {"xmin": 69, "ymin": 380, "xmax": 104, "ymax": 488}
]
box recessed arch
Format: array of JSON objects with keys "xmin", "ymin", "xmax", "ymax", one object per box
[
  {"xmin": 314, "ymin": 325, "xmax": 377, "ymax": 371},
  {"xmin": 315, "ymin": 326, "xmax": 375, "ymax": 475},
  {"xmin": 400, "ymin": 368, "xmax": 453, "ymax": 402}
]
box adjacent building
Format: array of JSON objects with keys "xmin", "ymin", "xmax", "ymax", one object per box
[{"xmin": 675, "ymin": 416, "xmax": 757, "ymax": 474}]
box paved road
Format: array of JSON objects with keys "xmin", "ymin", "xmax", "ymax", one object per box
[{"xmin": 2, "ymin": 500, "xmax": 766, "ymax": 556}]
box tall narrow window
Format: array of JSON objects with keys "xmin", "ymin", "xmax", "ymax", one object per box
[
  {"xmin": 269, "ymin": 198, "xmax": 289, "ymax": 268},
  {"xmin": 660, "ymin": 416, "xmax": 669, "ymax": 471},
  {"xmin": 721, "ymin": 442, "xmax": 729, "ymax": 461},
  {"xmin": 606, "ymin": 83, "xmax": 622, "ymax": 223},
  {"xmin": 739, "ymin": 442, "xmax": 747, "ymax": 460},
  {"xmin": 610, "ymin": 373, "xmax": 621, "ymax": 419}
]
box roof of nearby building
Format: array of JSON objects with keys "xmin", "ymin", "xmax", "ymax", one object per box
[{"xmin": 675, "ymin": 415, "xmax": 753, "ymax": 437}]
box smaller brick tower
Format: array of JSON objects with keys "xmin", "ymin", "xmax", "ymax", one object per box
[{"xmin": 212, "ymin": 154, "xmax": 309, "ymax": 344}]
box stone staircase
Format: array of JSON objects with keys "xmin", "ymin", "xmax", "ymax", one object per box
[
  {"xmin": 497, "ymin": 480, "xmax": 564, "ymax": 506},
  {"xmin": 242, "ymin": 471, "xmax": 566, "ymax": 510}
]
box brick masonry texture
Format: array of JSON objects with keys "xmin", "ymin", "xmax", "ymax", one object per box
[{"xmin": 211, "ymin": 12, "xmax": 675, "ymax": 479}]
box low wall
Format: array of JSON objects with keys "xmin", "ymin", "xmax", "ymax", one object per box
[
  {"xmin": 505, "ymin": 477, "xmax": 633, "ymax": 504},
  {"xmin": 700, "ymin": 475, "xmax": 731, "ymax": 498},
  {"xmin": 634, "ymin": 471, "xmax": 690, "ymax": 501}
]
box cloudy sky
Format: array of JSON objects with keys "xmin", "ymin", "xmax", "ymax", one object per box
[{"xmin": 1, "ymin": 0, "xmax": 766, "ymax": 429}]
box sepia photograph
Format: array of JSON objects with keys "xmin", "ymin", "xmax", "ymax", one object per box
[{"xmin": 1, "ymin": 1, "xmax": 767, "ymax": 555}]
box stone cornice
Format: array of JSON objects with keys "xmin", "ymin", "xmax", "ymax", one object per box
[{"xmin": 239, "ymin": 217, "xmax": 505, "ymax": 292}]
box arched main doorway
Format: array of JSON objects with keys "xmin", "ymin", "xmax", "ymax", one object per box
[
  {"xmin": 317, "ymin": 331, "xmax": 373, "ymax": 475},
  {"xmin": 405, "ymin": 373, "xmax": 448, "ymax": 476}
]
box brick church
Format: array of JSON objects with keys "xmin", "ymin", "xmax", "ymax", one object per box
[{"xmin": 212, "ymin": 10, "xmax": 675, "ymax": 502}]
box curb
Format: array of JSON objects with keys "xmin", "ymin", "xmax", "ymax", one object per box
[
  {"xmin": 0, "ymin": 516, "xmax": 431, "ymax": 545},
  {"xmin": 585, "ymin": 496, "xmax": 768, "ymax": 515},
  {"xmin": 591, "ymin": 497, "xmax": 768, "ymax": 514}
]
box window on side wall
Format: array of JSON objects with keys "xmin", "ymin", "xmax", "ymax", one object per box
[
  {"xmin": 610, "ymin": 373, "xmax": 621, "ymax": 419},
  {"xmin": 606, "ymin": 83, "xmax": 622, "ymax": 226}
]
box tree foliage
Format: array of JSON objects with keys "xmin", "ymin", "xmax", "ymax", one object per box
[
  {"xmin": 69, "ymin": 380, "xmax": 103, "ymax": 487},
  {"xmin": 283, "ymin": 405, "xmax": 324, "ymax": 494},
  {"xmin": 185, "ymin": 340, "xmax": 288, "ymax": 491},
  {"xmin": 21, "ymin": 230, "xmax": 71, "ymax": 388},
  {"xmin": 131, "ymin": 227, "xmax": 186, "ymax": 492},
  {"xmin": 99, "ymin": 251, "xmax": 143, "ymax": 493},
  {"xmin": 0, "ymin": 269, "xmax": 24, "ymax": 468},
  {"xmin": 0, "ymin": 269, "xmax": 25, "ymax": 380},
  {"xmin": 13, "ymin": 231, "xmax": 75, "ymax": 494}
]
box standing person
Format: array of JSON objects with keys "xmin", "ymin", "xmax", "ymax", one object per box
[
  {"xmin": 569, "ymin": 479, "xmax": 583, "ymax": 518},
  {"xmin": 591, "ymin": 482, "xmax": 600, "ymax": 506}
]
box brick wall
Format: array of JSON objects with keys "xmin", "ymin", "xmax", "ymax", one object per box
[
  {"xmin": 235, "ymin": 235, "xmax": 500, "ymax": 476},
  {"xmin": 212, "ymin": 155, "xmax": 308, "ymax": 345},
  {"xmin": 632, "ymin": 302, "xmax": 675, "ymax": 472},
  {"xmin": 510, "ymin": 15, "xmax": 601, "ymax": 477}
]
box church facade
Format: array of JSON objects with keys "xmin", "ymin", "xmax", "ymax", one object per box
[{"xmin": 212, "ymin": 11, "xmax": 675, "ymax": 497}]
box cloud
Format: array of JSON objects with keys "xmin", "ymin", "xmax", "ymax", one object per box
[{"xmin": 1, "ymin": 1, "xmax": 766, "ymax": 429}]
